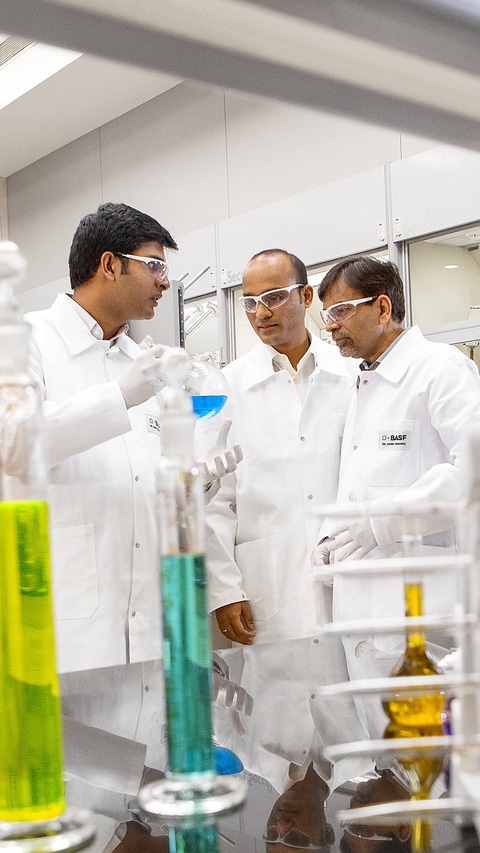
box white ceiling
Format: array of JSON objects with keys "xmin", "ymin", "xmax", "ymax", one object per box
[
  {"xmin": 2, "ymin": 0, "xmax": 480, "ymax": 176},
  {"xmin": 0, "ymin": 51, "xmax": 181, "ymax": 176}
]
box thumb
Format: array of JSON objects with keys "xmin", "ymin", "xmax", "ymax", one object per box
[
  {"xmin": 150, "ymin": 343, "xmax": 170, "ymax": 359},
  {"xmin": 216, "ymin": 418, "xmax": 232, "ymax": 452}
]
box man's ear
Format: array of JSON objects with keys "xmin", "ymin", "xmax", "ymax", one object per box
[
  {"xmin": 377, "ymin": 294, "xmax": 392, "ymax": 326},
  {"xmin": 396, "ymin": 824, "xmax": 411, "ymax": 841},
  {"xmin": 99, "ymin": 251, "xmax": 119, "ymax": 281},
  {"xmin": 303, "ymin": 284, "xmax": 314, "ymax": 308}
]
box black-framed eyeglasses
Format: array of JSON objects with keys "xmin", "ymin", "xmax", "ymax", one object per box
[
  {"xmin": 320, "ymin": 296, "xmax": 375, "ymax": 325},
  {"xmin": 240, "ymin": 283, "xmax": 304, "ymax": 313},
  {"xmin": 116, "ymin": 253, "xmax": 169, "ymax": 282},
  {"xmin": 263, "ymin": 826, "xmax": 324, "ymax": 849}
]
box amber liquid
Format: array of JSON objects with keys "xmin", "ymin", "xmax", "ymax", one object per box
[
  {"xmin": 382, "ymin": 582, "xmax": 445, "ymax": 851},
  {"xmin": 0, "ymin": 501, "xmax": 65, "ymax": 821}
]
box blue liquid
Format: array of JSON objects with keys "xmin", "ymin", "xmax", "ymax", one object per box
[
  {"xmin": 191, "ymin": 396, "xmax": 227, "ymax": 419},
  {"xmin": 170, "ymin": 824, "xmax": 219, "ymax": 853},
  {"xmin": 160, "ymin": 554, "xmax": 215, "ymax": 776},
  {"xmin": 214, "ymin": 745, "xmax": 243, "ymax": 775}
]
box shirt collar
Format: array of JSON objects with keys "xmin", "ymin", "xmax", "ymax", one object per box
[
  {"xmin": 359, "ymin": 328, "xmax": 407, "ymax": 371},
  {"xmin": 68, "ymin": 295, "xmax": 129, "ymax": 345}
]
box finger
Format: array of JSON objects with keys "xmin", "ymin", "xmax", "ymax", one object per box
[
  {"xmin": 225, "ymin": 683, "xmax": 236, "ymax": 709},
  {"xmin": 150, "ymin": 343, "xmax": 170, "ymax": 359},
  {"xmin": 231, "ymin": 709, "xmax": 246, "ymax": 736},
  {"xmin": 233, "ymin": 444, "xmax": 243, "ymax": 463},
  {"xmin": 233, "ymin": 687, "xmax": 246, "ymax": 713},
  {"xmin": 211, "ymin": 454, "xmax": 228, "ymax": 479},
  {"xmin": 326, "ymin": 531, "xmax": 352, "ymax": 551},
  {"xmin": 196, "ymin": 460, "xmax": 210, "ymax": 481},
  {"xmin": 244, "ymin": 693, "xmax": 254, "ymax": 716},
  {"xmin": 216, "ymin": 418, "xmax": 232, "ymax": 453}
]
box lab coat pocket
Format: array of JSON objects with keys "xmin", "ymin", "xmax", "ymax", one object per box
[
  {"xmin": 368, "ymin": 419, "xmax": 420, "ymax": 488},
  {"xmin": 50, "ymin": 524, "xmax": 99, "ymax": 620},
  {"xmin": 234, "ymin": 535, "xmax": 279, "ymax": 622}
]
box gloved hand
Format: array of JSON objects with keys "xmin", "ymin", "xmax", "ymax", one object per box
[
  {"xmin": 310, "ymin": 537, "xmax": 333, "ymax": 585},
  {"xmin": 212, "ymin": 652, "xmax": 253, "ymax": 735},
  {"xmin": 310, "ymin": 538, "xmax": 332, "ymax": 568},
  {"xmin": 327, "ymin": 517, "xmax": 377, "ymax": 561},
  {"xmin": 197, "ymin": 419, "xmax": 243, "ymax": 500},
  {"xmin": 118, "ymin": 344, "xmax": 169, "ymax": 408}
]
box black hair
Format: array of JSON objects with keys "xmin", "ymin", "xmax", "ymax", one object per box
[
  {"xmin": 249, "ymin": 248, "xmax": 308, "ymax": 287},
  {"xmin": 68, "ymin": 202, "xmax": 178, "ymax": 289},
  {"xmin": 318, "ymin": 256, "xmax": 405, "ymax": 323}
]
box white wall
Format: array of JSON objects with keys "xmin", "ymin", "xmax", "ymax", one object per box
[{"xmin": 6, "ymin": 80, "xmax": 437, "ymax": 300}]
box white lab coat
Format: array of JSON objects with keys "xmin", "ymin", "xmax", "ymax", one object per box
[
  {"xmin": 329, "ymin": 325, "xmax": 480, "ymax": 736},
  {"xmin": 25, "ymin": 293, "xmax": 163, "ymax": 673},
  {"xmin": 195, "ymin": 334, "xmax": 355, "ymax": 642},
  {"xmin": 24, "ymin": 294, "xmax": 166, "ymax": 820}
]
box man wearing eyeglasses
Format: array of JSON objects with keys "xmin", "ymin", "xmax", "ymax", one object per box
[
  {"xmin": 195, "ymin": 248, "xmax": 370, "ymax": 793},
  {"xmin": 22, "ymin": 202, "xmax": 238, "ymax": 851},
  {"xmin": 314, "ymin": 255, "xmax": 480, "ymax": 740}
]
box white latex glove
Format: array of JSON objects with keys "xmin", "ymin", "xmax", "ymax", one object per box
[
  {"xmin": 327, "ymin": 517, "xmax": 378, "ymax": 561},
  {"xmin": 197, "ymin": 419, "xmax": 243, "ymax": 499},
  {"xmin": 212, "ymin": 652, "xmax": 253, "ymax": 736},
  {"xmin": 310, "ymin": 537, "xmax": 333, "ymax": 585},
  {"xmin": 118, "ymin": 344, "xmax": 169, "ymax": 408}
]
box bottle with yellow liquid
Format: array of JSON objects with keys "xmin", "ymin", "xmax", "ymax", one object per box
[
  {"xmin": 382, "ymin": 579, "xmax": 445, "ymax": 852},
  {"xmin": 0, "ymin": 242, "xmax": 64, "ymax": 822}
]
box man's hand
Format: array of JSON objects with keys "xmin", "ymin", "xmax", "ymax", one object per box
[
  {"xmin": 118, "ymin": 345, "xmax": 169, "ymax": 408},
  {"xmin": 215, "ymin": 601, "xmax": 256, "ymax": 645},
  {"xmin": 212, "ymin": 652, "xmax": 254, "ymax": 735},
  {"xmin": 197, "ymin": 419, "xmax": 243, "ymax": 500},
  {"xmin": 327, "ymin": 517, "xmax": 377, "ymax": 561}
]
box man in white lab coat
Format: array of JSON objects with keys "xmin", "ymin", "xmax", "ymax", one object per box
[
  {"xmin": 196, "ymin": 249, "xmax": 369, "ymax": 792},
  {"xmin": 24, "ymin": 203, "xmax": 236, "ymax": 850},
  {"xmin": 315, "ymin": 255, "xmax": 480, "ymax": 739}
]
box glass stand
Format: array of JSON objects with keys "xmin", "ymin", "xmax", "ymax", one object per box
[
  {"xmin": 138, "ymin": 774, "xmax": 247, "ymax": 825},
  {"xmin": 0, "ymin": 808, "xmax": 96, "ymax": 851}
]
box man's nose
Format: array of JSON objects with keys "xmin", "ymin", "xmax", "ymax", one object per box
[
  {"xmin": 324, "ymin": 315, "xmax": 340, "ymax": 332},
  {"xmin": 255, "ymin": 300, "xmax": 272, "ymax": 317}
]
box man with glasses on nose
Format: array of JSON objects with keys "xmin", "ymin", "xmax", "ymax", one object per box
[
  {"xmin": 313, "ymin": 255, "xmax": 480, "ymax": 741},
  {"xmin": 195, "ymin": 248, "xmax": 369, "ymax": 794},
  {"xmin": 22, "ymin": 202, "xmax": 240, "ymax": 851}
]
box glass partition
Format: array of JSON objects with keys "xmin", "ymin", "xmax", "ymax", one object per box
[{"xmin": 408, "ymin": 224, "xmax": 480, "ymax": 369}]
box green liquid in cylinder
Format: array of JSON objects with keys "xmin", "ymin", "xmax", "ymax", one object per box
[
  {"xmin": 0, "ymin": 501, "xmax": 65, "ymax": 821},
  {"xmin": 160, "ymin": 554, "xmax": 215, "ymax": 777},
  {"xmin": 170, "ymin": 825, "xmax": 219, "ymax": 853}
]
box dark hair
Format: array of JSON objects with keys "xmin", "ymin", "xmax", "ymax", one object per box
[
  {"xmin": 68, "ymin": 202, "xmax": 178, "ymax": 289},
  {"xmin": 318, "ymin": 256, "xmax": 405, "ymax": 323},
  {"xmin": 249, "ymin": 248, "xmax": 308, "ymax": 287}
]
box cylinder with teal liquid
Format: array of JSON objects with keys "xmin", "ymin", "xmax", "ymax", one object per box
[{"xmin": 157, "ymin": 351, "xmax": 216, "ymax": 779}]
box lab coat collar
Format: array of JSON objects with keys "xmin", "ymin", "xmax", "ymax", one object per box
[
  {"xmin": 242, "ymin": 333, "xmax": 354, "ymax": 391},
  {"xmin": 47, "ymin": 293, "xmax": 139, "ymax": 358},
  {"xmin": 374, "ymin": 325, "xmax": 425, "ymax": 384}
]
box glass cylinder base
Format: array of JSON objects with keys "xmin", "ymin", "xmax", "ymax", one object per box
[
  {"xmin": 0, "ymin": 808, "xmax": 95, "ymax": 851},
  {"xmin": 138, "ymin": 775, "xmax": 248, "ymax": 825}
]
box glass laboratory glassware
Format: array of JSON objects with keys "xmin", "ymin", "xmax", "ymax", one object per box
[
  {"xmin": 0, "ymin": 242, "xmax": 95, "ymax": 852},
  {"xmin": 183, "ymin": 353, "xmax": 227, "ymax": 420},
  {"xmin": 382, "ymin": 559, "xmax": 445, "ymax": 852},
  {"xmin": 139, "ymin": 348, "xmax": 246, "ymax": 825},
  {"xmin": 0, "ymin": 242, "xmax": 65, "ymax": 823}
]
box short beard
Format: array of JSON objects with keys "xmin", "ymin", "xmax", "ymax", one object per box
[{"xmin": 336, "ymin": 340, "xmax": 359, "ymax": 358}]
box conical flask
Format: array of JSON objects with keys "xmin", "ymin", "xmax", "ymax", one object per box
[{"xmin": 0, "ymin": 242, "xmax": 65, "ymax": 821}]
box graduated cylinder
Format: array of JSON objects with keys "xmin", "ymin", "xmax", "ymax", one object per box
[
  {"xmin": 156, "ymin": 351, "xmax": 215, "ymax": 778},
  {"xmin": 0, "ymin": 242, "xmax": 64, "ymax": 821}
]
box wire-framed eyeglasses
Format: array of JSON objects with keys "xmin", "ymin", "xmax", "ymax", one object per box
[
  {"xmin": 343, "ymin": 824, "xmax": 394, "ymax": 842},
  {"xmin": 116, "ymin": 253, "xmax": 169, "ymax": 282},
  {"xmin": 240, "ymin": 283, "xmax": 304, "ymax": 313},
  {"xmin": 320, "ymin": 296, "xmax": 375, "ymax": 325},
  {"xmin": 263, "ymin": 826, "xmax": 325, "ymax": 849}
]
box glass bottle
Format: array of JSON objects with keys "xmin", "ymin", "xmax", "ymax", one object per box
[
  {"xmin": 0, "ymin": 242, "xmax": 65, "ymax": 822},
  {"xmin": 382, "ymin": 579, "xmax": 445, "ymax": 851}
]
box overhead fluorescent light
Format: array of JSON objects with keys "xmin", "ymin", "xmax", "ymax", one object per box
[{"xmin": 0, "ymin": 35, "xmax": 81, "ymax": 111}]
